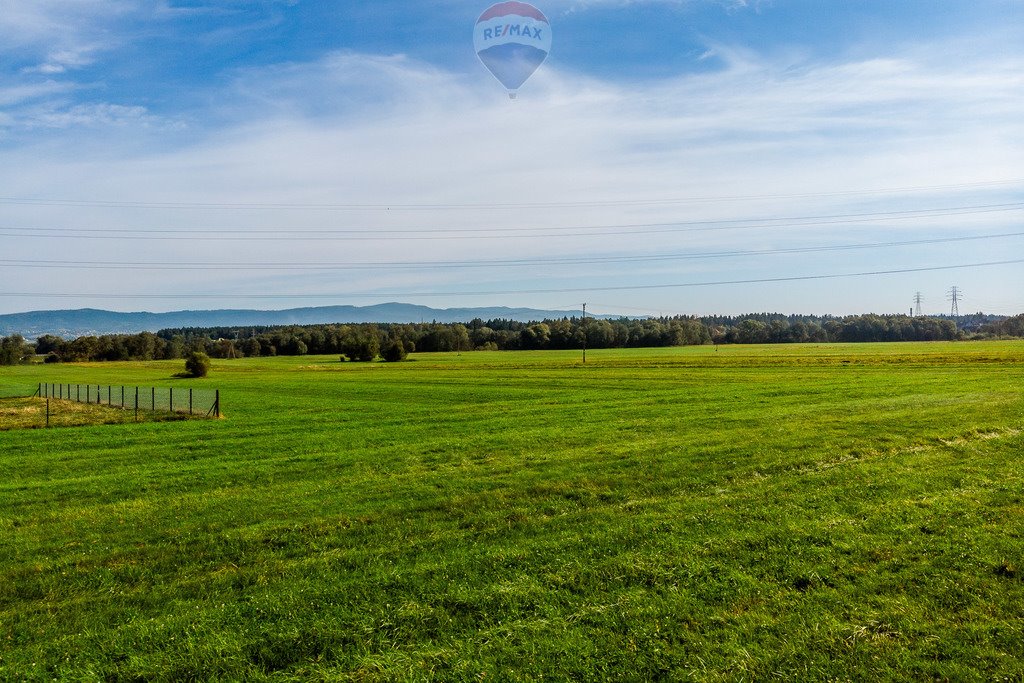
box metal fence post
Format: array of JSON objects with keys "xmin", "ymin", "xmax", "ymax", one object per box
[
  {"xmin": 46, "ymin": 397, "xmax": 50, "ymax": 428},
  {"xmin": 121, "ymin": 386, "xmax": 125, "ymax": 409},
  {"xmin": 152, "ymin": 387, "xmax": 155, "ymax": 412},
  {"xmin": 170, "ymin": 387, "xmax": 173, "ymax": 413},
  {"xmin": 216, "ymin": 389, "xmax": 220, "ymax": 418},
  {"xmin": 135, "ymin": 387, "xmax": 139, "ymax": 422},
  {"xmin": 189, "ymin": 388, "xmax": 193, "ymax": 415}
]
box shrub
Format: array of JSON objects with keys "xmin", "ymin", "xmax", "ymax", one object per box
[
  {"xmin": 342, "ymin": 335, "xmax": 379, "ymax": 362},
  {"xmin": 382, "ymin": 339, "xmax": 408, "ymax": 362},
  {"xmin": 184, "ymin": 351, "xmax": 211, "ymax": 378}
]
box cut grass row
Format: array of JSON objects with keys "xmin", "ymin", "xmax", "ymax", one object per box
[{"xmin": 0, "ymin": 342, "xmax": 1022, "ymax": 680}]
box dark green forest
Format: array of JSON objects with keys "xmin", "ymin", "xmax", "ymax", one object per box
[{"xmin": 4, "ymin": 312, "xmax": 1018, "ymax": 365}]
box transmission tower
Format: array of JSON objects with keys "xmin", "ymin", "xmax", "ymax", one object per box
[
  {"xmin": 913, "ymin": 292, "xmax": 923, "ymax": 317},
  {"xmin": 947, "ymin": 286, "xmax": 961, "ymax": 317}
]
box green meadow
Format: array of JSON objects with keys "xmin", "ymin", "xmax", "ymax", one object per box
[{"xmin": 1, "ymin": 342, "xmax": 1022, "ymax": 680}]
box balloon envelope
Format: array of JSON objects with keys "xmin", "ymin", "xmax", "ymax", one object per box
[{"xmin": 474, "ymin": 2, "xmax": 551, "ymax": 95}]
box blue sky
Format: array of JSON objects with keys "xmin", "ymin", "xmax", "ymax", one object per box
[{"xmin": 1, "ymin": 0, "xmax": 1022, "ymax": 317}]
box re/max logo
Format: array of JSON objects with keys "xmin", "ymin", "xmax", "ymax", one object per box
[{"xmin": 482, "ymin": 24, "xmax": 543, "ymax": 41}]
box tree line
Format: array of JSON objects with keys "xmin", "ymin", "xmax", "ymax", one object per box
[{"xmin": 4, "ymin": 312, "xmax": 1017, "ymax": 365}]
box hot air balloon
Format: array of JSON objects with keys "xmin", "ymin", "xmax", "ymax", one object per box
[{"xmin": 474, "ymin": 2, "xmax": 551, "ymax": 99}]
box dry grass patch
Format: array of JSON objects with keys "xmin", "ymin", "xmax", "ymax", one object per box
[{"xmin": 0, "ymin": 397, "xmax": 196, "ymax": 430}]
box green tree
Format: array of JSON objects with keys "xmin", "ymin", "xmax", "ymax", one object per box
[
  {"xmin": 242, "ymin": 337, "xmax": 262, "ymax": 357},
  {"xmin": 342, "ymin": 332, "xmax": 379, "ymax": 362},
  {"xmin": 382, "ymin": 339, "xmax": 408, "ymax": 362},
  {"xmin": 520, "ymin": 323, "xmax": 551, "ymax": 350},
  {"xmin": 34, "ymin": 334, "xmax": 64, "ymax": 355},
  {"xmin": 163, "ymin": 335, "xmax": 186, "ymax": 360},
  {"xmin": 0, "ymin": 335, "xmax": 32, "ymax": 365}
]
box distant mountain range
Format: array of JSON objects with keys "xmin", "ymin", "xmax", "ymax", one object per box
[{"xmin": 0, "ymin": 303, "xmax": 613, "ymax": 338}]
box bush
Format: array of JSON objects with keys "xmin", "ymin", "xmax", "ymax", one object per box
[
  {"xmin": 382, "ymin": 339, "xmax": 408, "ymax": 362},
  {"xmin": 184, "ymin": 351, "xmax": 211, "ymax": 378},
  {"xmin": 342, "ymin": 335, "xmax": 379, "ymax": 362}
]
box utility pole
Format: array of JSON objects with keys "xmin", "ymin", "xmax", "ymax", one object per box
[
  {"xmin": 947, "ymin": 286, "xmax": 961, "ymax": 317},
  {"xmin": 913, "ymin": 292, "xmax": 923, "ymax": 317},
  {"xmin": 581, "ymin": 303, "xmax": 587, "ymax": 364}
]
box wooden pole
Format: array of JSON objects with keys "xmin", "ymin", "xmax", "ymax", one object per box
[{"xmin": 582, "ymin": 303, "xmax": 587, "ymax": 364}]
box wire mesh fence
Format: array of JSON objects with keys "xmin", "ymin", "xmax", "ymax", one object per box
[{"xmin": 33, "ymin": 383, "xmax": 220, "ymax": 418}]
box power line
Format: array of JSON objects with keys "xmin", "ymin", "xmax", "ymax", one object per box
[
  {"xmin": 8, "ymin": 202, "xmax": 1024, "ymax": 233},
  {"xmin": 0, "ymin": 178, "xmax": 1019, "ymax": 211},
  {"xmin": 2, "ymin": 259, "xmax": 1020, "ymax": 300},
  {"xmin": 1, "ymin": 203, "xmax": 1021, "ymax": 242},
  {"xmin": 1, "ymin": 230, "xmax": 1022, "ymax": 271}
]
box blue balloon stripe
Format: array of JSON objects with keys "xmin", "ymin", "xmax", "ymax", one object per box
[{"xmin": 477, "ymin": 43, "xmax": 548, "ymax": 91}]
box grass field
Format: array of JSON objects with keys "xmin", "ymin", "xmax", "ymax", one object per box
[{"xmin": 1, "ymin": 342, "xmax": 1022, "ymax": 680}]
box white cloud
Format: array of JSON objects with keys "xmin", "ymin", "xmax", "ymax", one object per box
[
  {"xmin": 1, "ymin": 41, "xmax": 1021, "ymax": 315},
  {"xmin": 21, "ymin": 48, "xmax": 100, "ymax": 75},
  {"xmin": 0, "ymin": 1, "xmax": 145, "ymax": 64},
  {"xmin": 31, "ymin": 103, "xmax": 161, "ymax": 129},
  {"xmin": 0, "ymin": 81, "xmax": 72, "ymax": 107}
]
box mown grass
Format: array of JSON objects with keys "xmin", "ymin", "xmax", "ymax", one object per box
[{"xmin": 1, "ymin": 342, "xmax": 1022, "ymax": 680}]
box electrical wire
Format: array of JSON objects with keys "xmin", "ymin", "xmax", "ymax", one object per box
[
  {"xmin": 2, "ymin": 259, "xmax": 1021, "ymax": 299},
  {"xmin": 1, "ymin": 230, "xmax": 1021, "ymax": 271},
  {"xmin": 0, "ymin": 178, "xmax": 1020, "ymax": 211},
  {"xmin": 1, "ymin": 203, "xmax": 1020, "ymax": 242}
]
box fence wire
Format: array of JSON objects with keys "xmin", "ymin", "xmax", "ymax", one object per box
[{"xmin": 35, "ymin": 383, "xmax": 220, "ymax": 417}]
